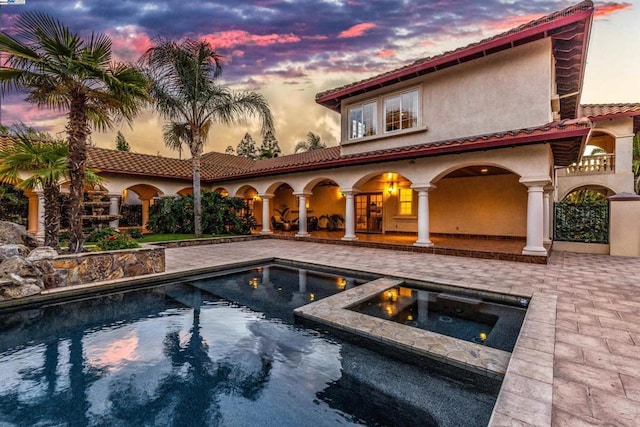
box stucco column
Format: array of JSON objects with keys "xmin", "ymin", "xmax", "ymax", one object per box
[
  {"xmin": 108, "ymin": 194, "xmax": 120, "ymax": 229},
  {"xmin": 294, "ymin": 191, "xmax": 311, "ymax": 237},
  {"xmin": 543, "ymin": 186, "xmax": 553, "ymax": 244},
  {"xmin": 412, "ymin": 185, "xmax": 436, "ymax": 247},
  {"xmin": 26, "ymin": 191, "xmax": 39, "ymax": 234},
  {"xmin": 34, "ymin": 191, "xmax": 45, "ymax": 239},
  {"xmin": 342, "ymin": 190, "xmax": 358, "ymax": 241},
  {"xmin": 140, "ymin": 198, "xmax": 150, "ymax": 231},
  {"xmin": 520, "ymin": 177, "xmax": 550, "ymax": 256},
  {"xmin": 259, "ymin": 194, "xmax": 274, "ymax": 235}
]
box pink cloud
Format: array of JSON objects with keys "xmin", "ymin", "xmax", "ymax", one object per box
[
  {"xmin": 202, "ymin": 31, "xmax": 301, "ymax": 49},
  {"xmin": 106, "ymin": 27, "xmax": 154, "ymax": 62},
  {"xmin": 338, "ymin": 22, "xmax": 377, "ymax": 39},
  {"xmin": 377, "ymin": 49, "xmax": 396, "ymax": 58},
  {"xmin": 594, "ymin": 2, "xmax": 632, "ymax": 18}
]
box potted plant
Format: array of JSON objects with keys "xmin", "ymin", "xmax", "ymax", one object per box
[{"xmin": 320, "ymin": 213, "xmax": 344, "ymax": 231}]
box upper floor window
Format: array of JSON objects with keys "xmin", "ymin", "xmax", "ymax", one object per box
[
  {"xmin": 384, "ymin": 89, "xmax": 418, "ymax": 132},
  {"xmin": 349, "ymin": 102, "xmax": 377, "ymax": 139}
]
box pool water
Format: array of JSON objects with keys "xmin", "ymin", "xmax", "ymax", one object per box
[
  {"xmin": 0, "ymin": 265, "xmax": 499, "ymax": 426},
  {"xmin": 349, "ymin": 286, "xmax": 527, "ymax": 352}
]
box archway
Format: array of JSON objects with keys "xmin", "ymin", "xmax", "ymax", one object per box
[
  {"xmin": 305, "ymin": 178, "xmax": 343, "ymax": 231},
  {"xmin": 177, "ymin": 187, "xmax": 193, "ymax": 196},
  {"xmin": 431, "ymin": 165, "xmax": 526, "ymax": 238},
  {"xmin": 121, "ymin": 184, "xmax": 164, "ymax": 230},
  {"xmin": 235, "ymin": 185, "xmax": 260, "ymax": 229}
]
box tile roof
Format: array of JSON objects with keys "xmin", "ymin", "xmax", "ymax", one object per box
[
  {"xmin": 86, "ymin": 147, "xmax": 194, "ymax": 179},
  {"xmin": 316, "ymin": 1, "xmax": 593, "ymax": 120},
  {"xmin": 579, "ymin": 103, "xmax": 640, "ymax": 119}
]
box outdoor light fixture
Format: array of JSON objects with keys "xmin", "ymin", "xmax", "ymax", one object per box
[
  {"xmin": 387, "ymin": 182, "xmax": 397, "ymax": 194},
  {"xmin": 480, "ymin": 168, "xmax": 489, "ymax": 173}
]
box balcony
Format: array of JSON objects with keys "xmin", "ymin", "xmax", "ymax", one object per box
[{"xmin": 565, "ymin": 154, "xmax": 615, "ymax": 175}]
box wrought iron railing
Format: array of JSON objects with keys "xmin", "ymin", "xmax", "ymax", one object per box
[
  {"xmin": 553, "ymin": 202, "xmax": 609, "ymax": 243},
  {"xmin": 565, "ymin": 154, "xmax": 615, "ymax": 175}
]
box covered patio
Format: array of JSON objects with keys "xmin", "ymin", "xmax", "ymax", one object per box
[{"xmin": 257, "ymin": 228, "xmax": 546, "ymax": 264}]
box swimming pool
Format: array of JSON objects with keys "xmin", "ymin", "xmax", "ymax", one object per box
[{"xmin": 0, "ymin": 264, "xmax": 499, "ymax": 426}]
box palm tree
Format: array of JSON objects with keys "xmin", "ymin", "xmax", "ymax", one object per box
[
  {"xmin": 0, "ymin": 128, "xmax": 69, "ymax": 249},
  {"xmin": 633, "ymin": 132, "xmax": 640, "ymax": 194},
  {"xmin": 0, "ymin": 12, "xmax": 148, "ymax": 252},
  {"xmin": 294, "ymin": 131, "xmax": 326, "ymax": 153},
  {"xmin": 140, "ymin": 39, "xmax": 273, "ymax": 237}
]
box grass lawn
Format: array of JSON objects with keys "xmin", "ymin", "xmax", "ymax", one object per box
[{"xmin": 136, "ymin": 233, "xmax": 198, "ymax": 243}]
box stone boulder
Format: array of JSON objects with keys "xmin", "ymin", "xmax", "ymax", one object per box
[
  {"xmin": 0, "ymin": 244, "xmax": 30, "ymax": 261},
  {"xmin": 0, "ymin": 256, "xmax": 45, "ymax": 300},
  {"xmin": 27, "ymin": 246, "xmax": 59, "ymax": 262},
  {"xmin": 0, "ymin": 221, "xmax": 39, "ymax": 249}
]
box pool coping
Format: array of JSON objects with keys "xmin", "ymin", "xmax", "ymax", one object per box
[
  {"xmin": 0, "ymin": 254, "xmax": 556, "ymax": 426},
  {"xmin": 294, "ymin": 277, "xmax": 512, "ymax": 377}
]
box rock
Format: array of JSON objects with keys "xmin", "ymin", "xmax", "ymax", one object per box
[
  {"xmin": 0, "ymin": 221, "xmax": 39, "ymax": 249},
  {"xmin": 0, "ymin": 279, "xmax": 42, "ymax": 300},
  {"xmin": 0, "ymin": 256, "xmax": 45, "ymax": 290},
  {"xmin": 27, "ymin": 247, "xmax": 59, "ymax": 262},
  {"xmin": 0, "ymin": 244, "xmax": 30, "ymax": 261}
]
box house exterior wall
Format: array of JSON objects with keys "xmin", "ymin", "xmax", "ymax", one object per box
[
  {"xmin": 556, "ymin": 117, "xmax": 636, "ymax": 200},
  {"xmin": 340, "ymin": 38, "xmax": 554, "ymax": 156}
]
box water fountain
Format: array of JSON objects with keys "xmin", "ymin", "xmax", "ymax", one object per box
[{"xmin": 83, "ymin": 185, "xmax": 120, "ymax": 229}]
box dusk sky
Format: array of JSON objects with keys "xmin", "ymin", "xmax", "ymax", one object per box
[{"xmin": 1, "ymin": 0, "xmax": 639, "ymax": 158}]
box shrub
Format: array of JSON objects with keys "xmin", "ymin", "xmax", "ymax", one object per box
[
  {"xmin": 97, "ymin": 232, "xmax": 140, "ymax": 251},
  {"xmin": 147, "ymin": 192, "xmax": 254, "ymax": 235},
  {"xmin": 124, "ymin": 227, "xmax": 143, "ymax": 239},
  {"xmin": 86, "ymin": 227, "xmax": 118, "ymax": 243}
]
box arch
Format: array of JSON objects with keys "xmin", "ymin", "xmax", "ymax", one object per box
[
  {"xmin": 432, "ymin": 162, "xmax": 520, "ymax": 184},
  {"xmin": 265, "ymin": 180, "xmax": 296, "ymax": 195},
  {"xmin": 125, "ymin": 183, "xmax": 164, "ymax": 199},
  {"xmin": 430, "ymin": 164, "xmax": 527, "ymax": 238},
  {"xmin": 585, "ymin": 131, "xmax": 615, "ymax": 154},
  {"xmin": 212, "ymin": 187, "xmax": 229, "ymax": 197},
  {"xmin": 177, "ymin": 187, "xmax": 193, "ymax": 197},
  {"xmin": 559, "ymin": 183, "xmax": 617, "ymax": 202},
  {"xmin": 234, "ymin": 185, "xmax": 258, "ymax": 199}
]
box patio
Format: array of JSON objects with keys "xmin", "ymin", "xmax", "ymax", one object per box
[{"xmin": 258, "ymin": 229, "xmax": 544, "ymax": 264}]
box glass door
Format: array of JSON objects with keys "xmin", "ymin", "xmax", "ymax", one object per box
[{"xmin": 355, "ymin": 193, "xmax": 383, "ymax": 233}]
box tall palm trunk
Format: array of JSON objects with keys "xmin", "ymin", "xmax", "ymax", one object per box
[
  {"xmin": 190, "ymin": 131, "xmax": 203, "ymax": 237},
  {"xmin": 43, "ymin": 182, "xmax": 61, "ymax": 249},
  {"xmin": 66, "ymin": 90, "xmax": 90, "ymax": 253}
]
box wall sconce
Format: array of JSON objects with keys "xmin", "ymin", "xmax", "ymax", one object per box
[
  {"xmin": 253, "ymin": 194, "xmax": 261, "ymax": 201},
  {"xmin": 387, "ymin": 182, "xmax": 397, "ymax": 194},
  {"xmin": 305, "ymin": 200, "xmax": 310, "ymax": 209}
]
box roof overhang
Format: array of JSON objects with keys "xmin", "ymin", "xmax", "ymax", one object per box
[
  {"xmin": 316, "ymin": 1, "xmax": 593, "ymax": 120},
  {"xmin": 210, "ymin": 121, "xmax": 590, "ymax": 182}
]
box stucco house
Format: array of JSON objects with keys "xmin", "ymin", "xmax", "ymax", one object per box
[{"xmin": 2, "ymin": 0, "xmax": 639, "ymax": 261}]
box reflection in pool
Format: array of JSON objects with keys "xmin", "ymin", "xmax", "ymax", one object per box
[{"xmin": 0, "ymin": 264, "xmax": 499, "ymax": 426}]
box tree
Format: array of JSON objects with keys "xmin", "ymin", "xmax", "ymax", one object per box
[
  {"xmin": 236, "ymin": 133, "xmax": 257, "ymax": 159},
  {"xmin": 259, "ymin": 130, "xmax": 281, "ymax": 159},
  {"xmin": 0, "ymin": 12, "xmax": 148, "ymax": 252},
  {"xmin": 633, "ymin": 132, "xmax": 640, "ymax": 194},
  {"xmin": 115, "ymin": 131, "xmax": 130, "ymax": 152},
  {"xmin": 0, "ymin": 127, "xmax": 69, "ymax": 249},
  {"xmin": 294, "ymin": 131, "xmax": 326, "ymax": 153},
  {"xmin": 224, "ymin": 145, "xmax": 235, "ymax": 155},
  {"xmin": 141, "ymin": 38, "xmax": 273, "ymax": 237}
]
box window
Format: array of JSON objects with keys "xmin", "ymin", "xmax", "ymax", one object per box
[
  {"xmin": 349, "ymin": 102, "xmax": 377, "ymax": 139},
  {"xmin": 384, "ymin": 89, "xmax": 418, "ymax": 132},
  {"xmin": 398, "ymin": 188, "xmax": 413, "ymax": 215}
]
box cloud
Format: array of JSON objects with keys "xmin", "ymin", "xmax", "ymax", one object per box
[
  {"xmin": 202, "ymin": 30, "xmax": 301, "ymax": 50},
  {"xmin": 338, "ymin": 22, "xmax": 377, "ymax": 38},
  {"xmin": 594, "ymin": 2, "xmax": 633, "ymax": 18},
  {"xmin": 377, "ymin": 49, "xmax": 396, "ymax": 58}
]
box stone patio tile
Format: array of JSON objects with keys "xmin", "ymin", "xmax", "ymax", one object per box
[
  {"xmin": 598, "ymin": 317, "xmax": 640, "ymax": 334},
  {"xmin": 553, "ymin": 377, "xmax": 594, "ymax": 418},
  {"xmin": 491, "ymin": 390, "xmax": 551, "ymax": 427},
  {"xmin": 555, "ymin": 319, "xmax": 579, "ymax": 333},
  {"xmin": 575, "ymin": 306, "xmax": 621, "ymax": 319},
  {"xmin": 511, "ymin": 346, "xmax": 553, "ymax": 367},
  {"xmin": 551, "ymin": 408, "xmax": 601, "ymax": 426},
  {"xmin": 507, "ymin": 357, "xmax": 552, "ymax": 384},
  {"xmin": 490, "ymin": 411, "xmax": 537, "ymax": 426},
  {"xmin": 501, "ymin": 371, "xmax": 552, "ymax": 404},
  {"xmin": 607, "ymin": 339, "xmax": 640, "ymax": 360},
  {"xmin": 555, "ymin": 311, "xmax": 600, "ymax": 326},
  {"xmin": 582, "ymin": 348, "xmax": 640, "ymax": 379},
  {"xmin": 554, "ymin": 359, "xmax": 625, "ymax": 395},
  {"xmin": 515, "ymin": 335, "xmax": 554, "ymax": 354},
  {"xmin": 589, "ymin": 388, "xmax": 640, "ymax": 427},
  {"xmin": 620, "ymin": 374, "xmax": 640, "ymax": 402},
  {"xmin": 576, "ymin": 324, "xmax": 634, "ymax": 345},
  {"xmin": 556, "ymin": 301, "xmax": 576, "ymax": 312},
  {"xmin": 555, "ymin": 330, "xmax": 609, "ymax": 352}
]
